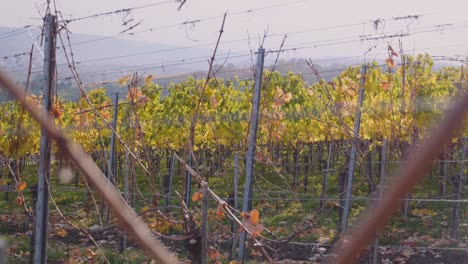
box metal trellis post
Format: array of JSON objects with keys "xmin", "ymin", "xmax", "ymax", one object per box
[
  {"xmin": 109, "ymin": 92, "xmax": 119, "ymax": 184},
  {"xmin": 238, "ymin": 47, "xmax": 265, "ymax": 262},
  {"xmin": 34, "ymin": 13, "xmax": 56, "ymax": 264},
  {"xmin": 184, "ymin": 152, "xmax": 192, "ymax": 207},
  {"xmin": 341, "ymin": 64, "xmax": 367, "ymax": 233}
]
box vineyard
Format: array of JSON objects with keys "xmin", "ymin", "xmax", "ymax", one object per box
[
  {"xmin": 1, "ymin": 1, "xmax": 468, "ymax": 264},
  {"xmin": 1, "ymin": 53, "xmax": 467, "ymax": 263}
]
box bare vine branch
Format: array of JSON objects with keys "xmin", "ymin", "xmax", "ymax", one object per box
[{"xmin": 0, "ymin": 70, "xmax": 179, "ymax": 263}]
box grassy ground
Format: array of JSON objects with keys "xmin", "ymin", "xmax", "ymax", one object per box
[{"xmin": 0, "ymin": 157, "xmax": 467, "ymax": 263}]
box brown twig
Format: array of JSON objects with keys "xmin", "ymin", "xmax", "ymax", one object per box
[
  {"xmin": 177, "ymin": 0, "xmax": 187, "ymax": 11},
  {"xmin": 330, "ymin": 92, "xmax": 468, "ymax": 263},
  {"xmin": 55, "ymin": 21, "xmax": 156, "ymax": 191},
  {"xmin": 0, "ymin": 70, "xmax": 178, "ymax": 263},
  {"xmin": 47, "ymin": 185, "xmax": 111, "ymax": 264},
  {"xmin": 0, "ymin": 154, "xmax": 34, "ymax": 222},
  {"xmin": 173, "ymin": 153, "xmax": 273, "ymax": 262},
  {"xmin": 127, "ymin": 73, "xmax": 159, "ymax": 187},
  {"xmin": 269, "ymin": 34, "xmax": 287, "ymax": 73},
  {"xmin": 188, "ymin": 12, "xmax": 227, "ymax": 158},
  {"xmin": 74, "ymin": 167, "xmax": 104, "ymax": 226},
  {"xmin": 305, "ymin": 59, "xmax": 354, "ymax": 139}
]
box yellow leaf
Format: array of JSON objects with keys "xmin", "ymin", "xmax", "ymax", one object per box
[
  {"xmin": 412, "ymin": 208, "xmax": 437, "ymax": 217},
  {"xmin": 140, "ymin": 206, "xmax": 150, "ymax": 213},
  {"xmin": 318, "ymin": 236, "xmax": 330, "ymax": 243},
  {"xmin": 250, "ymin": 209, "xmax": 260, "ymax": 225},
  {"xmin": 16, "ymin": 181, "xmax": 27, "ymax": 192},
  {"xmin": 144, "ymin": 74, "xmax": 153, "ymax": 84},
  {"xmin": 276, "ymin": 87, "xmax": 284, "ymax": 97},
  {"xmin": 118, "ymin": 74, "xmax": 131, "ymax": 86}
]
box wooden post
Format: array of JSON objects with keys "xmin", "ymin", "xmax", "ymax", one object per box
[
  {"xmin": 0, "ymin": 238, "xmax": 6, "ymax": 264},
  {"xmin": 230, "ymin": 152, "xmax": 240, "ymax": 260},
  {"xmin": 184, "ymin": 153, "xmax": 193, "ymax": 207},
  {"xmin": 121, "ymin": 150, "xmax": 129, "ymax": 252},
  {"xmin": 166, "ymin": 152, "xmax": 175, "ymax": 207},
  {"xmin": 371, "ymin": 140, "xmax": 387, "ymax": 264},
  {"xmin": 320, "ymin": 143, "xmax": 333, "ymax": 208},
  {"xmin": 450, "ymin": 138, "xmax": 466, "ymax": 238},
  {"xmin": 234, "ymin": 152, "xmax": 239, "ymax": 209},
  {"xmin": 293, "ymin": 143, "xmax": 300, "ymax": 187},
  {"xmin": 201, "ymin": 183, "xmax": 209, "ymax": 264},
  {"xmin": 303, "ymin": 144, "xmax": 310, "ymax": 192}
]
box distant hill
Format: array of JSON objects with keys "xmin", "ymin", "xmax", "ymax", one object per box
[
  {"xmin": 0, "ymin": 27, "xmax": 457, "ymax": 101},
  {"xmin": 0, "ymin": 26, "xmax": 218, "ymax": 79}
]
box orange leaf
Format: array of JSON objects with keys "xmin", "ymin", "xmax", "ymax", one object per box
[
  {"xmin": 240, "ymin": 212, "xmax": 248, "ymax": 219},
  {"xmin": 16, "ymin": 181, "xmax": 27, "ymax": 192},
  {"xmin": 51, "ymin": 103, "xmax": 63, "ymax": 119},
  {"xmin": 380, "ymin": 82, "xmax": 392, "ymax": 91},
  {"xmin": 208, "ymin": 246, "xmax": 221, "ymax": 260},
  {"xmin": 57, "ymin": 229, "xmax": 68, "ymax": 237},
  {"xmin": 216, "ymin": 204, "xmax": 225, "ymax": 219},
  {"xmin": 385, "ymin": 57, "xmax": 395, "ymax": 68},
  {"xmin": 250, "ymin": 209, "xmax": 260, "ymax": 225},
  {"xmin": 192, "ymin": 190, "xmax": 203, "ymax": 202}
]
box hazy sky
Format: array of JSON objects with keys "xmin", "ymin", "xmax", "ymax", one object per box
[{"xmin": 2, "ymin": 0, "xmax": 468, "ymax": 68}]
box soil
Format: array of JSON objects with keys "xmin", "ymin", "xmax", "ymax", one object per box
[
  {"xmin": 265, "ymin": 242, "xmax": 468, "ymax": 264},
  {"xmin": 2, "ymin": 215, "xmax": 467, "ymax": 263}
]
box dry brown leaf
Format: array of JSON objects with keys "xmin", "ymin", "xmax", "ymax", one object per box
[
  {"xmin": 208, "ymin": 246, "xmax": 221, "ymax": 260},
  {"xmin": 14, "ymin": 196, "xmax": 24, "ymax": 205}
]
